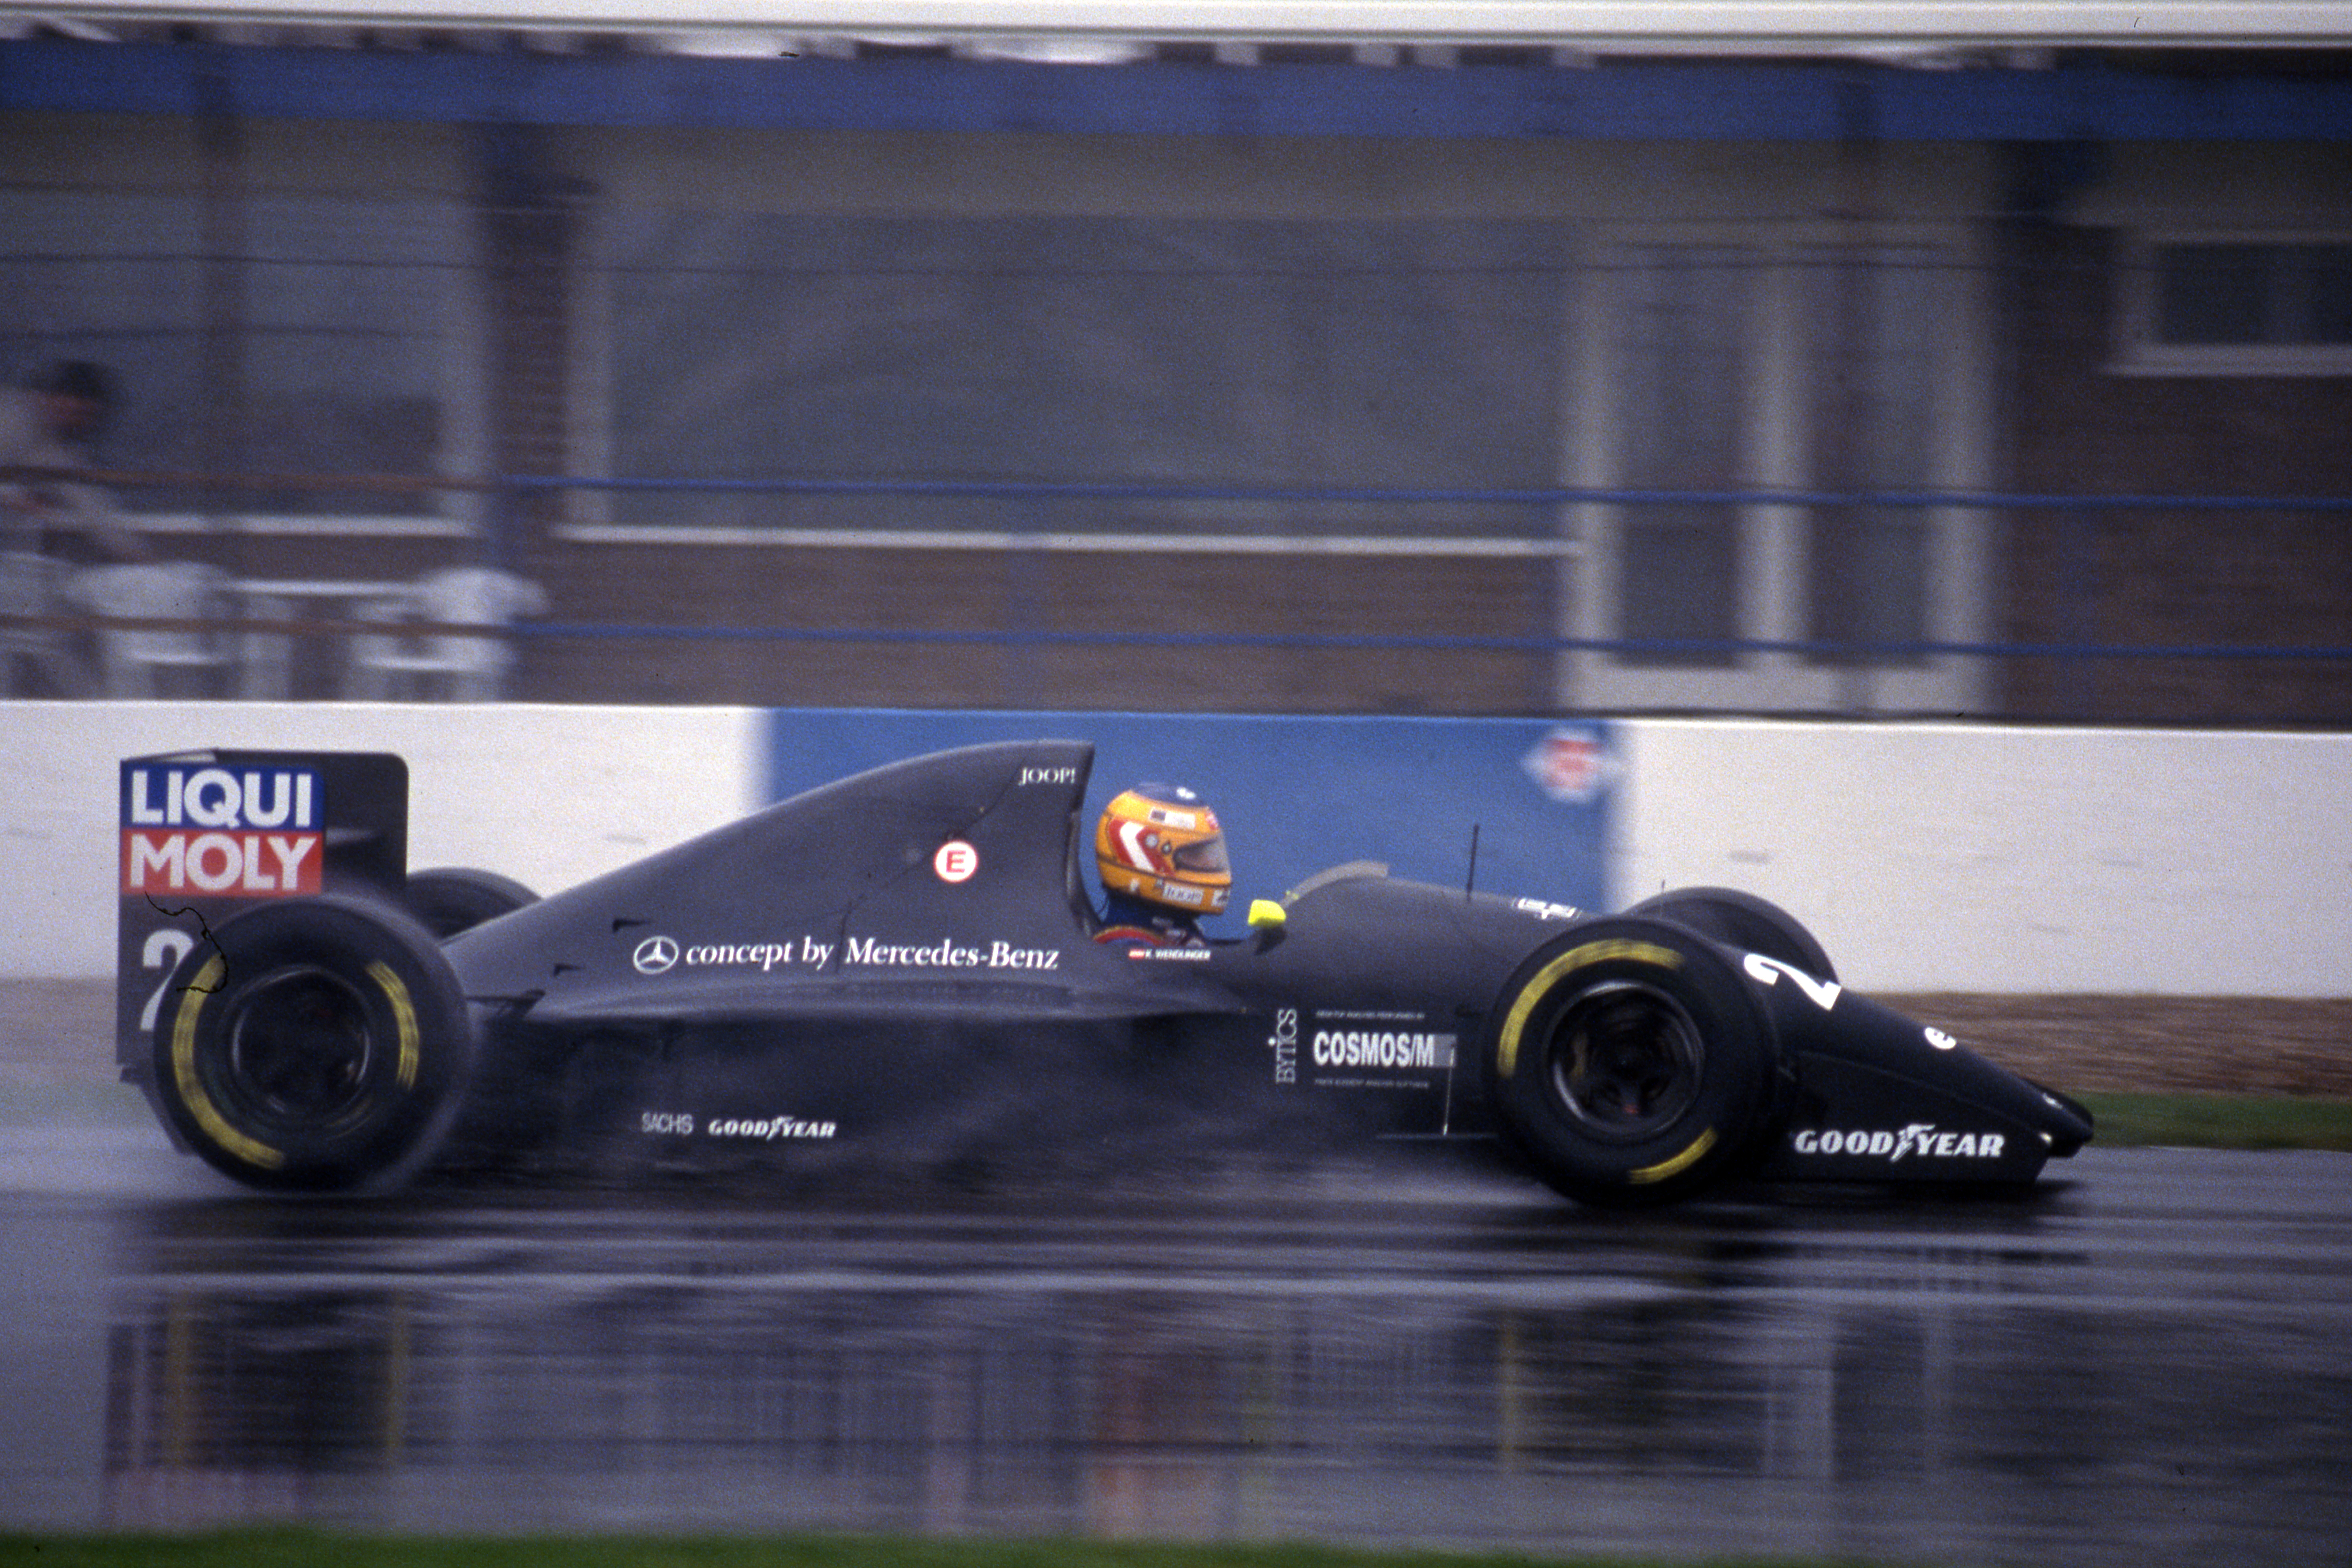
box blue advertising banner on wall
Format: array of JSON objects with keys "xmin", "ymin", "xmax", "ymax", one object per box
[{"xmin": 764, "ymin": 711, "xmax": 1616, "ymax": 935}]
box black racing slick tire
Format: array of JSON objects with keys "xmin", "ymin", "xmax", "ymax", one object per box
[
  {"xmin": 151, "ymin": 895, "xmax": 475, "ymax": 1192},
  {"xmin": 1626, "ymin": 885, "xmax": 1837, "ymax": 983},
  {"xmin": 1486, "ymin": 917, "xmax": 1779, "ymax": 1207},
  {"xmin": 405, "ymin": 867, "xmax": 539, "ymax": 939}
]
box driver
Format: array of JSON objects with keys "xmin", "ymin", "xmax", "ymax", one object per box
[{"xmin": 1092, "ymin": 782, "xmax": 1230, "ymax": 949}]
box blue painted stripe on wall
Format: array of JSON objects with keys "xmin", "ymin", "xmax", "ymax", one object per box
[
  {"xmin": 10, "ymin": 43, "xmax": 2352, "ymax": 141},
  {"xmin": 763, "ymin": 710, "xmax": 1615, "ymax": 936}
]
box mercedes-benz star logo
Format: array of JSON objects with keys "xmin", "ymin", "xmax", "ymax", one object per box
[{"xmin": 632, "ymin": 935, "xmax": 680, "ymax": 975}]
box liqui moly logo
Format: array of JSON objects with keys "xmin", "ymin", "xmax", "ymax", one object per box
[{"xmin": 120, "ymin": 763, "xmax": 323, "ymax": 897}]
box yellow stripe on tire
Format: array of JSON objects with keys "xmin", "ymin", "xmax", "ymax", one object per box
[
  {"xmin": 1496, "ymin": 939, "xmax": 1684, "ymax": 1077},
  {"xmin": 169, "ymin": 956, "xmax": 284, "ymax": 1171},
  {"xmin": 1630, "ymin": 1127, "xmax": 1717, "ymax": 1185},
  {"xmin": 368, "ymin": 961, "xmax": 420, "ymax": 1091}
]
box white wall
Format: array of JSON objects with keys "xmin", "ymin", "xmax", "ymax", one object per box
[
  {"xmin": 1616, "ymin": 720, "xmax": 2352, "ymax": 996},
  {"xmin": 6, "ymin": 703, "xmax": 2348, "ymax": 995},
  {"xmin": 3, "ymin": 702, "xmax": 763, "ymax": 980}
]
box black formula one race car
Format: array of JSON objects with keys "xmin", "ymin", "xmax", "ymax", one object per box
[{"xmin": 116, "ymin": 740, "xmax": 2091, "ymax": 1203}]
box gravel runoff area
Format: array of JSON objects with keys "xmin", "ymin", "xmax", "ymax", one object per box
[
  {"xmin": 1883, "ymin": 994, "xmax": 2352, "ymax": 1098},
  {"xmin": 3, "ymin": 979, "xmax": 2348, "ymax": 1100}
]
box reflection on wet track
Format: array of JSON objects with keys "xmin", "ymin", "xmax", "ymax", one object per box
[{"xmin": 6, "ymin": 1145, "xmax": 2351, "ymax": 1565}]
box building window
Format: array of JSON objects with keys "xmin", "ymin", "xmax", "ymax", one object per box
[
  {"xmin": 1611, "ymin": 246, "xmax": 1747, "ymax": 666},
  {"xmin": 1566, "ymin": 231, "xmax": 1991, "ymax": 714},
  {"xmin": 1801, "ymin": 242, "xmax": 1943, "ymax": 663},
  {"xmin": 576, "ymin": 210, "xmax": 1571, "ymax": 540},
  {"xmin": 2117, "ymin": 235, "xmax": 2352, "ymax": 375},
  {"xmin": 0, "ymin": 187, "xmax": 479, "ymax": 523}
]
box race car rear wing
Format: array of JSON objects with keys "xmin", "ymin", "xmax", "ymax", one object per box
[{"xmin": 115, "ymin": 749, "xmax": 409, "ymax": 1083}]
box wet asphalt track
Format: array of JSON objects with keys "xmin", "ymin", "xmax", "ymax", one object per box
[{"xmin": 3, "ymin": 1100, "xmax": 2350, "ymax": 1568}]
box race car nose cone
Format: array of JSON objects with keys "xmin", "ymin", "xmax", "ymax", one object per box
[{"xmin": 2034, "ymin": 1085, "xmax": 2096, "ymax": 1156}]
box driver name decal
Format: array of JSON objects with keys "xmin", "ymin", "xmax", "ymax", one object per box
[{"xmin": 120, "ymin": 764, "xmax": 322, "ymax": 897}]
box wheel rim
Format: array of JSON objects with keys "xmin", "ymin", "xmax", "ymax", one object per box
[
  {"xmin": 1544, "ymin": 980, "xmax": 1705, "ymax": 1142},
  {"xmin": 215, "ymin": 965, "xmax": 383, "ymax": 1133}
]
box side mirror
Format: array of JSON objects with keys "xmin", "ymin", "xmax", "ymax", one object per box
[{"xmin": 1247, "ymin": 898, "xmax": 1287, "ymax": 949}]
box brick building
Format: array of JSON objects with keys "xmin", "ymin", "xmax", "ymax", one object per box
[{"xmin": 4, "ymin": 5, "xmax": 2349, "ymax": 721}]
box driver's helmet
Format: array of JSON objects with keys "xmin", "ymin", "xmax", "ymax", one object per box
[{"xmin": 1095, "ymin": 783, "xmax": 1231, "ymax": 916}]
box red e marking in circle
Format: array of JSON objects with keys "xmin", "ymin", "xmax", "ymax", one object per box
[{"xmin": 933, "ymin": 840, "xmax": 979, "ymax": 883}]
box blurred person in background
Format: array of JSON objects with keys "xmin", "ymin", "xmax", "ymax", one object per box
[
  {"xmin": 2, "ymin": 360, "xmax": 151, "ymax": 694},
  {"xmin": 2, "ymin": 360, "xmax": 150, "ymax": 566}
]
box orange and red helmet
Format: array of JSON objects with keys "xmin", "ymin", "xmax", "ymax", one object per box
[{"xmin": 1094, "ymin": 783, "xmax": 1231, "ymax": 916}]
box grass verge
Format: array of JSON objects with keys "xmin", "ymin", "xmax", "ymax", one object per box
[{"xmin": 2073, "ymin": 1090, "xmax": 2352, "ymax": 1151}]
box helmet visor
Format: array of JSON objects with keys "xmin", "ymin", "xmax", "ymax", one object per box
[{"xmin": 1171, "ymin": 833, "xmax": 1229, "ymax": 876}]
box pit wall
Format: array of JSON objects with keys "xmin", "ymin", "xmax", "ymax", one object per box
[{"xmin": 7, "ymin": 701, "xmax": 2346, "ymax": 996}]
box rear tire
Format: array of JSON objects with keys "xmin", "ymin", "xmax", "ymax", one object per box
[
  {"xmin": 406, "ymin": 867, "xmax": 538, "ymax": 939},
  {"xmin": 1486, "ymin": 917, "xmax": 1778, "ymax": 1207},
  {"xmin": 152, "ymin": 895, "xmax": 474, "ymax": 1192},
  {"xmin": 1626, "ymin": 886, "xmax": 1837, "ymax": 982}
]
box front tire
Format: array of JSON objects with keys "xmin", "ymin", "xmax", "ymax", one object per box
[
  {"xmin": 1486, "ymin": 918, "xmax": 1779, "ymax": 1207},
  {"xmin": 1626, "ymin": 886, "xmax": 1836, "ymax": 982},
  {"xmin": 151, "ymin": 895, "xmax": 474, "ymax": 1192}
]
